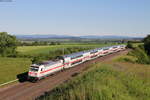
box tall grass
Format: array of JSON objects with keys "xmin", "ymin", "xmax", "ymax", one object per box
[{"xmin": 36, "ymin": 63, "xmax": 150, "ymax": 100}]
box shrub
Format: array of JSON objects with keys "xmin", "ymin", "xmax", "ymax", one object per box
[
  {"xmin": 116, "ymin": 56, "xmax": 136, "ymax": 63},
  {"xmin": 129, "ymin": 47, "xmax": 150, "ymax": 64},
  {"xmin": 127, "ymin": 41, "xmax": 134, "ymax": 49},
  {"xmin": 143, "ymin": 35, "xmax": 150, "ymax": 55},
  {"xmin": 31, "ymin": 56, "xmax": 43, "ymax": 64}
]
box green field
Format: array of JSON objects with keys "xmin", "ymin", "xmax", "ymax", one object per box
[
  {"xmin": 0, "ymin": 57, "xmax": 31, "ymax": 84},
  {"xmin": 132, "ymin": 43, "xmax": 144, "ymax": 48},
  {"xmin": 37, "ymin": 52, "xmax": 150, "ymax": 100},
  {"xmin": 17, "ymin": 44, "xmax": 116, "ymax": 56}
]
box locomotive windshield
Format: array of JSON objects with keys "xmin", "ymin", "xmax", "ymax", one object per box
[{"xmin": 30, "ymin": 66, "xmax": 39, "ymax": 72}]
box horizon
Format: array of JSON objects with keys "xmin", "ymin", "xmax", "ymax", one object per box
[
  {"xmin": 0, "ymin": 0, "xmax": 150, "ymax": 37},
  {"xmin": 15, "ymin": 34, "xmax": 145, "ymax": 38}
]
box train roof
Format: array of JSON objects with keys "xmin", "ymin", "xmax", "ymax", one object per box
[
  {"xmin": 63, "ymin": 47, "xmax": 102, "ymax": 58},
  {"xmin": 101, "ymin": 46, "xmax": 111, "ymax": 50},
  {"xmin": 89, "ymin": 48, "xmax": 99, "ymax": 52},
  {"xmin": 61, "ymin": 45, "xmax": 126, "ymax": 58},
  {"xmin": 63, "ymin": 51, "xmax": 85, "ymax": 58}
]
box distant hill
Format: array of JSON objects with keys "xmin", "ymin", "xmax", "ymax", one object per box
[
  {"xmin": 15, "ymin": 34, "xmax": 143, "ymax": 40},
  {"xmin": 79, "ymin": 35, "xmax": 132, "ymax": 39},
  {"xmin": 16, "ymin": 34, "xmax": 77, "ymax": 39}
]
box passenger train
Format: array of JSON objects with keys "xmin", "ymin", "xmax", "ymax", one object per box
[{"xmin": 28, "ymin": 45, "xmax": 126, "ymax": 81}]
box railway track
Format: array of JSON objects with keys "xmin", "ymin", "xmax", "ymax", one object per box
[{"xmin": 0, "ymin": 49, "xmax": 129, "ymax": 100}]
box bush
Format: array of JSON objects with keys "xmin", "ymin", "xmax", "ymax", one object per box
[
  {"xmin": 31, "ymin": 56, "xmax": 43, "ymax": 64},
  {"xmin": 127, "ymin": 41, "xmax": 134, "ymax": 49},
  {"xmin": 138, "ymin": 44, "xmax": 145, "ymax": 50},
  {"xmin": 116, "ymin": 56, "xmax": 136, "ymax": 63},
  {"xmin": 143, "ymin": 35, "xmax": 150, "ymax": 55},
  {"xmin": 128, "ymin": 47, "xmax": 150, "ymax": 64}
]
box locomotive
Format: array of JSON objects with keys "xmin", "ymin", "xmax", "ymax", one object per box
[{"xmin": 28, "ymin": 45, "xmax": 126, "ymax": 81}]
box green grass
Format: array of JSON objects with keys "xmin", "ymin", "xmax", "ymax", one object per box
[
  {"xmin": 113, "ymin": 54, "xmax": 137, "ymax": 63},
  {"xmin": 0, "ymin": 57, "xmax": 31, "ymax": 84},
  {"xmin": 37, "ymin": 57, "xmax": 150, "ymax": 100},
  {"xmin": 132, "ymin": 43, "xmax": 144, "ymax": 48},
  {"xmin": 17, "ymin": 44, "xmax": 116, "ymax": 56},
  {"xmin": 115, "ymin": 45, "xmax": 150, "ymax": 64}
]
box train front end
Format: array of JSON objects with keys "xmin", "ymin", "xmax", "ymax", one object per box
[{"xmin": 28, "ymin": 64, "xmax": 40, "ymax": 82}]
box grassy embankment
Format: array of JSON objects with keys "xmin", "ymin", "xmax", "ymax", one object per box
[
  {"xmin": 37, "ymin": 51, "xmax": 150, "ymax": 100},
  {"xmin": 0, "ymin": 43, "xmax": 115, "ymax": 85}
]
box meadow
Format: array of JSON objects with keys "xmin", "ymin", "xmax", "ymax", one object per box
[
  {"xmin": 37, "ymin": 51, "xmax": 150, "ymax": 100},
  {"xmin": 17, "ymin": 43, "xmax": 116, "ymax": 56},
  {"xmin": 0, "ymin": 57, "xmax": 31, "ymax": 84}
]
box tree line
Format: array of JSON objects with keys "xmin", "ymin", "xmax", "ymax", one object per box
[{"xmin": 18, "ymin": 41, "xmax": 61, "ymax": 46}]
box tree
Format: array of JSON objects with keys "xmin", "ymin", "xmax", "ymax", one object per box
[
  {"xmin": 50, "ymin": 42, "xmax": 56, "ymax": 45},
  {"xmin": 143, "ymin": 35, "xmax": 150, "ymax": 55},
  {"xmin": 31, "ymin": 56, "xmax": 43, "ymax": 64},
  {"xmin": 0, "ymin": 32, "xmax": 18, "ymax": 56},
  {"xmin": 127, "ymin": 41, "xmax": 133, "ymax": 49},
  {"xmin": 32, "ymin": 41, "xmax": 39, "ymax": 46}
]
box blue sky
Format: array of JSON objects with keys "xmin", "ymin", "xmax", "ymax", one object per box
[{"xmin": 0, "ymin": 0, "xmax": 150, "ymax": 37}]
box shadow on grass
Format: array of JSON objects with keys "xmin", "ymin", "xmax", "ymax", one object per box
[{"xmin": 17, "ymin": 72, "xmax": 28, "ymax": 83}]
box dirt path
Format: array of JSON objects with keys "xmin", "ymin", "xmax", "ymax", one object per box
[{"xmin": 0, "ymin": 50, "xmax": 129, "ymax": 100}]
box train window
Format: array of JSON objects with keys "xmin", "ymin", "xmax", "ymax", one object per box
[
  {"xmin": 30, "ymin": 67, "xmax": 39, "ymax": 72},
  {"xmin": 41, "ymin": 68, "xmax": 43, "ymax": 71},
  {"xmin": 113, "ymin": 47, "xmax": 117, "ymax": 48},
  {"xmin": 71, "ymin": 60, "xmax": 82, "ymax": 65},
  {"xmin": 71, "ymin": 55, "xmax": 83, "ymax": 60},
  {"xmin": 90, "ymin": 51, "xmax": 98, "ymax": 54},
  {"xmin": 103, "ymin": 48, "xmax": 109, "ymax": 50}
]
